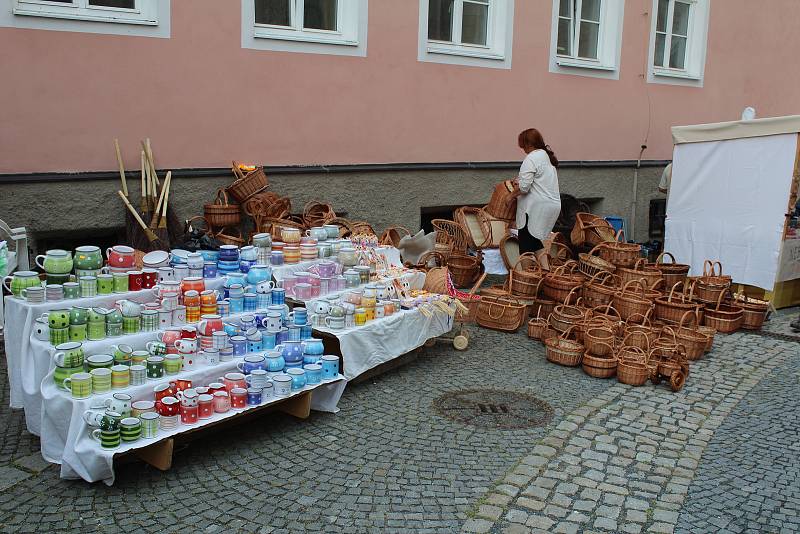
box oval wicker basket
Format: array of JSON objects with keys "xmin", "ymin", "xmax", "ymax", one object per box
[
  {"xmin": 702, "ymin": 291, "xmax": 743, "ymax": 333},
  {"xmin": 612, "ymin": 280, "xmax": 654, "ymax": 323},
  {"xmin": 582, "ymin": 271, "xmax": 620, "ymax": 309},
  {"xmin": 694, "ymin": 260, "xmax": 732, "ymax": 304},
  {"xmin": 584, "ymin": 324, "xmax": 616, "ymax": 356},
  {"xmin": 302, "ymin": 200, "xmax": 336, "ymax": 228},
  {"xmin": 484, "ymin": 180, "xmax": 520, "ymax": 223},
  {"xmin": 671, "ymin": 312, "xmax": 708, "ymax": 361},
  {"xmin": 598, "ymin": 230, "xmax": 641, "ymax": 268},
  {"xmin": 549, "ymin": 288, "xmax": 592, "ymax": 333},
  {"xmin": 617, "ymin": 258, "xmax": 663, "ymax": 289},
  {"xmin": 651, "ymin": 252, "xmax": 690, "ymax": 289},
  {"xmin": 735, "ymin": 296, "xmax": 769, "ymax": 330},
  {"xmin": 509, "ymin": 253, "xmax": 545, "ymax": 298},
  {"xmin": 527, "ymin": 311, "xmax": 550, "ymax": 341},
  {"xmin": 214, "ymin": 227, "xmax": 245, "ymax": 247},
  {"xmin": 545, "ymin": 327, "xmax": 585, "ymax": 367},
  {"xmin": 616, "ymin": 346, "xmax": 649, "ymax": 386},
  {"xmin": 653, "ymin": 281, "xmax": 705, "ymax": 325},
  {"xmin": 455, "ymin": 207, "xmax": 493, "ymax": 249},
  {"xmin": 578, "ymin": 243, "xmax": 617, "ymax": 278},
  {"xmin": 379, "ymin": 226, "xmax": 411, "ymax": 248},
  {"xmin": 543, "ymin": 262, "xmax": 585, "ymax": 303},
  {"xmin": 228, "ymin": 161, "xmax": 269, "ymax": 203},
  {"xmin": 476, "ymin": 295, "xmax": 527, "ymax": 332},
  {"xmin": 204, "ymin": 188, "xmax": 241, "ymax": 228},
  {"xmin": 448, "ymin": 252, "xmax": 484, "ymax": 288},
  {"xmin": 582, "ymin": 352, "xmax": 618, "ymax": 378}
]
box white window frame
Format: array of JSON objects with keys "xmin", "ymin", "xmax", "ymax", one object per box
[
  {"xmin": 418, "ymin": 0, "xmax": 514, "ymax": 69},
  {"xmin": 253, "ymin": 0, "xmax": 358, "ymax": 47},
  {"xmin": 647, "ymin": 0, "xmax": 711, "ymax": 87},
  {"xmin": 548, "ymin": 0, "xmax": 625, "ymax": 80},
  {"xmin": 12, "ymin": 0, "xmax": 158, "ymax": 25},
  {"xmin": 242, "ymin": 0, "xmax": 367, "ymax": 57}
]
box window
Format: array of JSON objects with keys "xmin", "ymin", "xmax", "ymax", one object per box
[
  {"xmin": 12, "ymin": 0, "xmax": 158, "ymax": 25},
  {"xmin": 648, "ymin": 0, "xmax": 710, "ymax": 85},
  {"xmin": 419, "ymin": 0, "xmax": 514, "ymax": 69},
  {"xmin": 252, "ymin": 0, "xmax": 359, "ymax": 46},
  {"xmin": 548, "ymin": 0, "xmax": 624, "ymax": 79}
]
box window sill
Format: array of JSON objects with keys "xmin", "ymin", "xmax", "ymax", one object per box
[
  {"xmin": 253, "ymin": 30, "xmax": 357, "ymax": 47},
  {"xmin": 426, "ymin": 43, "xmax": 505, "ymax": 61},
  {"xmin": 556, "ymin": 57, "xmax": 616, "ymax": 71},
  {"xmin": 653, "ymin": 67, "xmax": 701, "ymax": 80},
  {"xmin": 13, "ymin": 8, "xmax": 156, "ymax": 25}
]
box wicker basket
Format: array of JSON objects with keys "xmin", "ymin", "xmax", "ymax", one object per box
[
  {"xmin": 672, "ymin": 312, "xmax": 708, "ymax": 361},
  {"xmin": 582, "ymin": 271, "xmax": 620, "ymax": 309},
  {"xmin": 498, "ymin": 233, "xmax": 520, "ymax": 271},
  {"xmin": 228, "ymin": 162, "xmax": 269, "ymax": 203},
  {"xmin": 423, "ymin": 266, "xmax": 450, "ymax": 295},
  {"xmin": 530, "ymin": 297, "xmax": 556, "ymax": 321},
  {"xmin": 549, "ymin": 288, "xmax": 592, "ymax": 333},
  {"xmin": 543, "ymin": 262, "xmax": 585, "ymax": 303},
  {"xmin": 570, "ymin": 213, "xmax": 616, "ymax": 247},
  {"xmin": 204, "ymin": 188, "xmax": 241, "ymax": 228},
  {"xmin": 453, "ymin": 273, "xmax": 487, "ymax": 324},
  {"xmin": 612, "ymin": 280, "xmax": 654, "ymax": 323},
  {"xmin": 215, "ymin": 227, "xmax": 245, "ymax": 247},
  {"xmin": 617, "ymin": 258, "xmax": 663, "ymax": 289},
  {"xmin": 597, "ymin": 230, "xmax": 641, "ymax": 268},
  {"xmin": 694, "ymin": 260, "xmax": 732, "ymax": 304},
  {"xmin": 484, "ymin": 180, "xmax": 520, "ymax": 223},
  {"xmin": 527, "ymin": 307, "xmax": 549, "ymax": 340},
  {"xmin": 651, "ymin": 252, "xmax": 690, "ymax": 289},
  {"xmin": 582, "ymin": 352, "xmax": 618, "ymax": 378},
  {"xmin": 702, "ymin": 291, "xmax": 743, "ymax": 333},
  {"xmin": 448, "ymin": 252, "xmax": 484, "ymax": 288},
  {"xmin": 509, "ymin": 253, "xmax": 545, "ymax": 298},
  {"xmin": 379, "ymin": 226, "xmax": 411, "ymax": 248},
  {"xmin": 415, "ymin": 250, "xmax": 448, "ymax": 271},
  {"xmin": 260, "ymin": 217, "xmax": 305, "ymax": 241},
  {"xmin": 578, "ymin": 244, "xmax": 616, "ymax": 278},
  {"xmin": 545, "ymin": 327, "xmax": 585, "ymax": 367},
  {"xmin": 653, "ymin": 282, "xmax": 704, "ymax": 325},
  {"xmin": 302, "ymin": 201, "xmax": 336, "ymax": 228},
  {"xmin": 476, "ymin": 295, "xmax": 527, "ymax": 332},
  {"xmin": 455, "ymin": 207, "xmax": 492, "ymax": 249},
  {"xmin": 736, "ymin": 296, "xmax": 769, "ymax": 330},
  {"xmin": 616, "ymin": 346, "xmax": 649, "ymax": 386},
  {"xmin": 697, "ymin": 325, "xmax": 716, "ymax": 352},
  {"xmin": 584, "ymin": 324, "xmax": 616, "ymax": 356},
  {"xmin": 351, "ymin": 221, "xmax": 377, "ymax": 237},
  {"xmin": 483, "ymin": 213, "xmax": 509, "ymax": 248}
]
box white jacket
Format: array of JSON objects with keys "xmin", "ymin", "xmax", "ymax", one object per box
[{"xmin": 515, "ymin": 150, "xmax": 561, "ymax": 240}]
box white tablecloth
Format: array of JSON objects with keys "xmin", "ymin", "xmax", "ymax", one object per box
[
  {"xmin": 482, "ymin": 249, "xmax": 508, "ymax": 275},
  {"xmin": 41, "ymin": 353, "xmax": 345, "ymax": 484},
  {"xmin": 3, "ymin": 278, "xmax": 226, "ymax": 435},
  {"xmin": 271, "ymin": 247, "xmax": 402, "ymax": 282}
]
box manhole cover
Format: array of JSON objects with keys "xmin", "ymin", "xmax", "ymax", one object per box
[
  {"xmin": 745, "ymin": 330, "xmax": 800, "ymax": 343},
  {"xmin": 432, "ymin": 389, "xmax": 554, "ymax": 430}
]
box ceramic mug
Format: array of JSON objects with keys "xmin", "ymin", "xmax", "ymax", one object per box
[
  {"xmin": 92, "ymin": 428, "xmax": 121, "ymax": 449},
  {"xmin": 103, "ymin": 393, "xmax": 133, "ymax": 417},
  {"xmin": 120, "ymin": 417, "xmax": 142, "ymax": 442},
  {"xmin": 272, "ymin": 374, "xmax": 292, "ymax": 398},
  {"xmin": 90, "ymin": 368, "xmax": 112, "ymax": 393},
  {"xmin": 146, "ymin": 356, "xmax": 165, "ymax": 379},
  {"xmin": 130, "ymin": 364, "xmax": 147, "ymax": 386},
  {"xmin": 164, "ymin": 353, "xmax": 183, "ymax": 375},
  {"xmin": 83, "ymin": 409, "xmax": 121, "ymax": 430},
  {"xmin": 139, "ymin": 412, "xmax": 159, "ymax": 439}
]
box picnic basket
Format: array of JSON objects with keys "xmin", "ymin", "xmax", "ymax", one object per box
[
  {"xmin": 543, "ymin": 261, "xmax": 584, "ymax": 303},
  {"xmin": 702, "ymin": 291, "xmax": 743, "ymax": 333},
  {"xmin": 694, "ymin": 261, "xmax": 732, "ymax": 304},
  {"xmin": 616, "ymin": 346, "xmax": 649, "ymax": 386},
  {"xmin": 653, "ymin": 282, "xmax": 705, "ymax": 325},
  {"xmin": 735, "ymin": 295, "xmax": 769, "ymax": 330},
  {"xmin": 578, "ymin": 244, "xmax": 616, "ymax": 278},
  {"xmin": 476, "ymin": 295, "xmax": 527, "ymax": 332},
  {"xmin": 549, "ymin": 288, "xmax": 592, "ymax": 333},
  {"xmin": 651, "ymin": 252, "xmax": 690, "ymax": 289},
  {"xmin": 509, "ymin": 253, "xmax": 545, "ymax": 297},
  {"xmin": 447, "ymin": 252, "xmax": 483, "ymax": 288},
  {"xmin": 545, "ymin": 327, "xmax": 585, "ymax": 367},
  {"xmin": 612, "ymin": 280, "xmax": 654, "ymax": 323}
]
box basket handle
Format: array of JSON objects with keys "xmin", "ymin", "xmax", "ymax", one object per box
[
  {"xmin": 593, "ymin": 341, "xmax": 616, "ymax": 356},
  {"xmin": 679, "ymin": 310, "xmax": 699, "ymax": 328},
  {"xmin": 661, "ymin": 325, "xmax": 678, "ymax": 343},
  {"xmin": 215, "ymin": 188, "xmax": 231, "ymax": 206},
  {"xmin": 185, "ymin": 216, "xmax": 211, "ymax": 235},
  {"xmin": 560, "ymin": 326, "xmax": 576, "ymax": 339},
  {"xmin": 667, "ymin": 281, "xmax": 684, "ymax": 303},
  {"xmin": 231, "ymin": 161, "xmax": 245, "ymax": 180},
  {"xmin": 592, "ymin": 303, "xmax": 621, "ymax": 320},
  {"xmin": 615, "ymin": 228, "xmax": 625, "ymax": 243},
  {"xmin": 588, "ymin": 243, "xmax": 609, "ymax": 256},
  {"xmin": 487, "ymin": 299, "xmax": 507, "ymax": 320},
  {"xmin": 713, "ymin": 261, "xmax": 724, "ymax": 276},
  {"xmin": 620, "ymin": 279, "xmax": 646, "ymax": 297},
  {"xmin": 702, "ymin": 259, "xmax": 716, "ymax": 277},
  {"xmin": 714, "ymin": 288, "xmax": 729, "ymax": 310},
  {"xmin": 633, "ymin": 258, "xmax": 647, "ymax": 271},
  {"xmin": 564, "ymin": 286, "xmax": 581, "ymax": 305},
  {"xmin": 656, "ymin": 251, "xmax": 676, "ymax": 265}
]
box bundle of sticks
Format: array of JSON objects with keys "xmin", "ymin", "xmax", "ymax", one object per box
[{"xmin": 114, "ymin": 138, "xmax": 181, "ymax": 252}]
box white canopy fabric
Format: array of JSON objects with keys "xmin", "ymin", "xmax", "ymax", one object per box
[{"xmin": 672, "ymin": 115, "xmax": 800, "ymax": 145}]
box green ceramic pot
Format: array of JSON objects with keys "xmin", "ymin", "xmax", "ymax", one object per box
[
  {"xmin": 35, "ymin": 249, "xmax": 73, "ymax": 274},
  {"xmin": 74, "ymin": 246, "xmax": 103, "ymax": 270},
  {"xmin": 53, "ymin": 365, "xmax": 84, "ymax": 387},
  {"xmin": 2, "ymin": 271, "xmax": 41, "ymax": 297},
  {"xmin": 69, "ymin": 306, "xmax": 90, "ymax": 325},
  {"xmin": 45, "ymin": 309, "xmax": 71, "ymax": 330}
]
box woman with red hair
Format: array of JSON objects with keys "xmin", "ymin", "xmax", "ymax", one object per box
[{"xmin": 515, "ymin": 128, "xmax": 562, "ymax": 270}]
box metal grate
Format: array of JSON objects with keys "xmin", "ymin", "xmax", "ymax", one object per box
[
  {"xmin": 432, "ymin": 389, "xmax": 554, "ymax": 430},
  {"xmin": 743, "ymin": 330, "xmax": 800, "ymax": 343}
]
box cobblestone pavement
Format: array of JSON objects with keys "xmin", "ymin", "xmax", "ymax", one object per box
[
  {"xmin": 0, "ymin": 310, "xmax": 798, "ymax": 533},
  {"xmin": 463, "ymin": 310, "xmax": 800, "ymax": 534}
]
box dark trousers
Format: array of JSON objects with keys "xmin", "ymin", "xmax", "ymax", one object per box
[{"xmin": 518, "ymin": 216, "xmax": 544, "ymax": 254}]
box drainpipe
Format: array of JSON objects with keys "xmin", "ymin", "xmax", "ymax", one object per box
[{"xmin": 631, "ymin": 144, "xmax": 647, "ymax": 241}]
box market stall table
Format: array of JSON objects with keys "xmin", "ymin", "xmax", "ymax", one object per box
[
  {"xmin": 2, "ymin": 277, "xmax": 225, "ymax": 435},
  {"xmin": 270, "ymin": 247, "xmax": 402, "ymax": 282}
]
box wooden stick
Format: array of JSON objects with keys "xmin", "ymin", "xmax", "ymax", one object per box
[
  {"xmin": 114, "ymin": 138, "xmax": 128, "ymax": 197},
  {"xmin": 118, "ymin": 190, "xmax": 158, "ymax": 242},
  {"xmin": 159, "ymin": 172, "xmax": 171, "ymax": 228},
  {"xmin": 144, "ymin": 138, "xmax": 160, "ymax": 187},
  {"xmin": 140, "ymin": 150, "xmax": 147, "ymax": 213}
]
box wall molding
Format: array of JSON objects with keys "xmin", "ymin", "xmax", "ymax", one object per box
[{"xmin": 0, "ymin": 160, "xmax": 671, "ymax": 184}]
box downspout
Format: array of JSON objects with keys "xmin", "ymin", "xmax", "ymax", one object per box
[{"xmin": 631, "ymin": 144, "xmax": 647, "ymax": 241}]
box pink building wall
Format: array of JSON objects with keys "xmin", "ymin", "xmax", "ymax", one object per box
[{"xmin": 1, "ymin": 0, "xmax": 799, "ymax": 174}]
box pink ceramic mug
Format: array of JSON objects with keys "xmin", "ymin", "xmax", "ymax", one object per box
[{"xmin": 294, "ymin": 283, "xmax": 313, "ymax": 301}]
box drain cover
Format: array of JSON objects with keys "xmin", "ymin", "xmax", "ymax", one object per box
[
  {"xmin": 745, "ymin": 330, "xmax": 800, "ymax": 343},
  {"xmin": 432, "ymin": 389, "xmax": 554, "ymax": 430}
]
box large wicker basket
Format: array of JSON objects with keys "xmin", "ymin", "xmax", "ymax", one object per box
[
  {"xmin": 228, "ymin": 162, "xmax": 269, "ymax": 203},
  {"xmin": 582, "ymin": 271, "xmax": 620, "ymax": 309},
  {"xmin": 578, "ymin": 244, "xmax": 616, "ymax": 279},
  {"xmin": 204, "ymin": 188, "xmax": 241, "ymax": 228},
  {"xmin": 694, "ymin": 260, "xmax": 732, "ymax": 304},
  {"xmin": 653, "ymin": 282, "xmax": 704, "ymax": 325},
  {"xmin": 736, "ymin": 296, "xmax": 769, "ymax": 330},
  {"xmin": 582, "ymin": 352, "xmax": 618, "ymax": 378},
  {"xmin": 612, "ymin": 280, "xmax": 654, "ymax": 323},
  {"xmin": 617, "ymin": 258, "xmax": 663, "ymax": 289},
  {"xmin": 448, "ymin": 252, "xmax": 484, "ymax": 288},
  {"xmin": 598, "ymin": 230, "xmax": 641, "ymax": 268},
  {"xmin": 476, "ymin": 295, "xmax": 527, "ymax": 332},
  {"xmin": 484, "ymin": 180, "xmax": 520, "ymax": 223},
  {"xmin": 302, "ymin": 201, "xmax": 336, "ymax": 228},
  {"xmin": 651, "ymin": 252, "xmax": 690, "ymax": 289},
  {"xmin": 616, "ymin": 346, "xmax": 649, "ymax": 386},
  {"xmin": 509, "ymin": 253, "xmax": 545, "ymax": 298},
  {"xmin": 455, "ymin": 207, "xmax": 493, "ymax": 249},
  {"xmin": 702, "ymin": 291, "xmax": 743, "ymax": 333},
  {"xmin": 543, "ymin": 262, "xmax": 585, "ymax": 303}
]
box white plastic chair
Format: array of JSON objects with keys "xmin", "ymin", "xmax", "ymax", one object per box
[{"xmin": 0, "ymin": 219, "xmax": 29, "ymax": 338}]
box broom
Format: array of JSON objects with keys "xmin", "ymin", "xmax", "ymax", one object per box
[
  {"xmin": 140, "ymin": 150, "xmax": 149, "ymax": 217},
  {"xmin": 118, "ymin": 191, "xmax": 158, "ymax": 243},
  {"xmin": 156, "ymin": 172, "xmax": 172, "ymax": 244},
  {"xmin": 149, "ymin": 170, "xmax": 170, "ymax": 229}
]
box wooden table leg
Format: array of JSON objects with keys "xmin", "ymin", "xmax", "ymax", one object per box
[
  {"xmin": 277, "ymin": 391, "xmax": 312, "ymax": 419},
  {"xmin": 134, "ymin": 438, "xmax": 174, "ymax": 471}
]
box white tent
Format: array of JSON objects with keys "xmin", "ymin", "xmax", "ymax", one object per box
[{"xmin": 665, "ymin": 115, "xmax": 800, "ymax": 292}]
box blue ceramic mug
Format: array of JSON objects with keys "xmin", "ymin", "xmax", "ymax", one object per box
[
  {"xmin": 271, "ymin": 288, "xmax": 285, "ymax": 305},
  {"xmin": 244, "ymin": 293, "xmax": 258, "ymax": 312},
  {"xmin": 320, "ymin": 355, "xmax": 339, "ymax": 379},
  {"xmin": 247, "ymin": 387, "xmax": 262, "ymax": 406},
  {"xmin": 302, "ymin": 338, "xmax": 324, "ymax": 356},
  {"xmin": 304, "ymin": 364, "xmax": 322, "ymax": 385},
  {"xmin": 287, "ymin": 325, "xmax": 302, "ymax": 342},
  {"xmin": 262, "ymin": 332, "xmax": 277, "ymax": 350},
  {"xmin": 203, "ymin": 262, "xmax": 218, "ymax": 279},
  {"xmin": 231, "ymin": 336, "xmax": 248, "ymax": 356},
  {"xmin": 287, "ymin": 368, "xmax": 306, "ymax": 390},
  {"xmin": 237, "ymin": 355, "xmax": 266, "ymax": 374},
  {"xmin": 229, "ymin": 297, "xmax": 244, "ymax": 314},
  {"xmin": 300, "ymin": 323, "xmax": 313, "ymax": 340},
  {"xmin": 248, "ymin": 338, "xmax": 262, "ymax": 353},
  {"xmin": 288, "ymin": 307, "xmax": 307, "ymax": 326}
]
